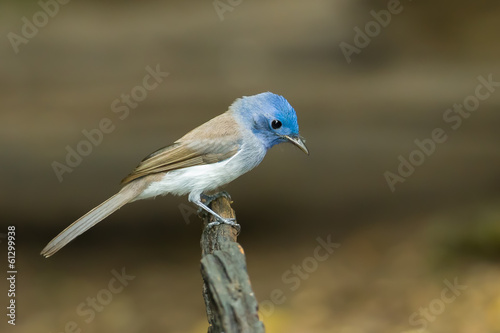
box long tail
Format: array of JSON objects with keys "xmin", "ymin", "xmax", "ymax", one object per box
[{"xmin": 41, "ymin": 183, "xmax": 143, "ymax": 258}]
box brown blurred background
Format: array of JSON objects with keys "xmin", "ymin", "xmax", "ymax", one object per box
[{"xmin": 1, "ymin": 0, "xmax": 500, "ymax": 332}]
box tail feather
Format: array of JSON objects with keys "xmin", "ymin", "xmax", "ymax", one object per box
[{"xmin": 41, "ymin": 185, "xmax": 140, "ymax": 258}]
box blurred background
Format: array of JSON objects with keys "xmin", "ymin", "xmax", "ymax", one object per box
[{"xmin": 1, "ymin": 0, "xmax": 500, "ymax": 332}]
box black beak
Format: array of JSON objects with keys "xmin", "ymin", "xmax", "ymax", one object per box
[{"xmin": 283, "ymin": 135, "xmax": 309, "ymax": 155}]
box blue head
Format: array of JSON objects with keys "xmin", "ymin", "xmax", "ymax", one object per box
[{"xmin": 231, "ymin": 92, "xmax": 309, "ymax": 154}]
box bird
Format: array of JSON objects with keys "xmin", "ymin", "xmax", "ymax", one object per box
[{"xmin": 41, "ymin": 92, "xmax": 308, "ymax": 257}]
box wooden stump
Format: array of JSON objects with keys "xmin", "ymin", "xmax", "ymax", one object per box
[{"xmin": 200, "ymin": 195, "xmax": 265, "ymax": 333}]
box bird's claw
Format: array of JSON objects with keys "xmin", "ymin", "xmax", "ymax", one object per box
[
  {"xmin": 207, "ymin": 217, "xmax": 241, "ymax": 233},
  {"xmin": 200, "ymin": 191, "xmax": 232, "ymax": 205}
]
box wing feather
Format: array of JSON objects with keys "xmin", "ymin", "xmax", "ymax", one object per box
[{"xmin": 121, "ymin": 112, "xmax": 242, "ymax": 185}]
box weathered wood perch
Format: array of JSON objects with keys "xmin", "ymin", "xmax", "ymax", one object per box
[{"xmin": 200, "ymin": 195, "xmax": 265, "ymax": 333}]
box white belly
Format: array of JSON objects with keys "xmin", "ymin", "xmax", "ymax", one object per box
[{"xmin": 135, "ymin": 140, "xmax": 266, "ymax": 201}]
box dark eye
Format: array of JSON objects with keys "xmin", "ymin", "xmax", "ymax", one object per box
[{"xmin": 271, "ymin": 120, "xmax": 282, "ymax": 129}]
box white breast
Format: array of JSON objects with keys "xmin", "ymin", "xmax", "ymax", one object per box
[{"xmin": 135, "ymin": 134, "xmax": 267, "ymax": 201}]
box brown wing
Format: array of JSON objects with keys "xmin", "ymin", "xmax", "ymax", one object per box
[{"xmin": 121, "ymin": 112, "xmax": 242, "ymax": 185}]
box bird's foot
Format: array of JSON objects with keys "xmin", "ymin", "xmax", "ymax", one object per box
[
  {"xmin": 200, "ymin": 191, "xmax": 232, "ymax": 206},
  {"xmin": 207, "ymin": 217, "xmax": 241, "ymax": 234}
]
